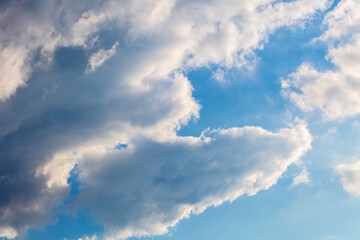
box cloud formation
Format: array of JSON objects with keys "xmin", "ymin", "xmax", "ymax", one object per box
[
  {"xmin": 292, "ymin": 168, "xmax": 311, "ymax": 186},
  {"xmin": 0, "ymin": 0, "xmax": 327, "ymax": 239},
  {"xmin": 336, "ymin": 161, "xmax": 360, "ymax": 196},
  {"xmin": 0, "ymin": 0, "xmax": 330, "ymax": 101},
  {"xmin": 86, "ymin": 42, "xmax": 119, "ymax": 73},
  {"xmin": 75, "ymin": 122, "xmax": 312, "ymax": 239},
  {"xmin": 282, "ymin": 0, "xmax": 360, "ymax": 120}
]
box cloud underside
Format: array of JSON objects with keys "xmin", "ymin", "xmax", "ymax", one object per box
[
  {"xmin": 78, "ymin": 122, "xmax": 312, "ymax": 239},
  {"xmin": 0, "ymin": 0, "xmax": 329, "ymax": 239},
  {"xmin": 1, "ymin": 121, "xmax": 313, "ymax": 240}
]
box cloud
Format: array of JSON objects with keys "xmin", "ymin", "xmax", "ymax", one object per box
[
  {"xmin": 282, "ymin": 0, "xmax": 360, "ymax": 121},
  {"xmin": 292, "ymin": 169, "xmax": 311, "ymax": 186},
  {"xmin": 212, "ymin": 69, "xmax": 228, "ymax": 84},
  {"xmin": 336, "ymin": 161, "xmax": 360, "ymax": 196},
  {"xmin": 282, "ymin": 34, "xmax": 360, "ymax": 120},
  {"xmin": 85, "ymin": 42, "xmax": 119, "ymax": 73},
  {"xmin": 319, "ymin": 0, "xmax": 360, "ymax": 41},
  {"xmin": 0, "ymin": 45, "xmax": 31, "ymax": 101},
  {"xmin": 0, "ymin": 226, "xmax": 17, "ymax": 239},
  {"xmin": 0, "ymin": 0, "xmax": 327, "ymax": 238},
  {"xmin": 78, "ymin": 235, "xmax": 98, "ymax": 240},
  {"xmin": 0, "ymin": 68, "xmax": 199, "ymax": 238},
  {"xmin": 73, "ymin": 121, "xmax": 312, "ymax": 239},
  {"xmin": 0, "ymin": 0, "xmax": 330, "ymax": 101}
]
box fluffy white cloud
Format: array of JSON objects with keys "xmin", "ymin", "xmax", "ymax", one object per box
[
  {"xmin": 0, "ymin": 0, "xmax": 330, "ymax": 101},
  {"xmin": 336, "ymin": 161, "xmax": 360, "ymax": 196},
  {"xmin": 281, "ymin": 0, "xmax": 360, "ymax": 203},
  {"xmin": 282, "ymin": 0, "xmax": 360, "ymax": 120},
  {"xmin": 0, "ymin": 226, "xmax": 17, "ymax": 239},
  {"xmin": 0, "ymin": 45, "xmax": 31, "ymax": 101},
  {"xmin": 0, "ymin": 0, "xmax": 327, "ymax": 238},
  {"xmin": 319, "ymin": 0, "xmax": 360, "ymax": 40},
  {"xmin": 0, "ymin": 69, "xmax": 199, "ymax": 238},
  {"xmin": 282, "ymin": 35, "xmax": 360, "ymax": 120}
]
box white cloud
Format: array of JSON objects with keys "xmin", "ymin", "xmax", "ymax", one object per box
[
  {"xmin": 282, "ymin": 34, "xmax": 360, "ymax": 120},
  {"xmin": 85, "ymin": 42, "xmax": 119, "ymax": 73},
  {"xmin": 0, "ymin": 0, "xmax": 330, "ymax": 101},
  {"xmin": 0, "ymin": 70, "xmax": 200, "ymax": 238},
  {"xmin": 282, "ymin": 0, "xmax": 360, "ymax": 121},
  {"xmin": 319, "ymin": 0, "xmax": 360, "ymax": 41},
  {"xmin": 78, "ymin": 235, "xmax": 98, "ymax": 240},
  {"xmin": 336, "ymin": 161, "xmax": 360, "ymax": 196},
  {"xmin": 0, "ymin": 45, "xmax": 31, "ymax": 101},
  {"xmin": 0, "ymin": 226, "xmax": 17, "ymax": 239},
  {"xmin": 293, "ymin": 169, "xmax": 311, "ymax": 186},
  {"xmin": 212, "ymin": 69, "xmax": 228, "ymax": 84}
]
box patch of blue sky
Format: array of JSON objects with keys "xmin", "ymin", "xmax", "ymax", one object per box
[{"xmin": 115, "ymin": 143, "xmax": 128, "ymax": 150}]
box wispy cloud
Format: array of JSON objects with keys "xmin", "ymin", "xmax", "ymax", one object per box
[
  {"xmin": 85, "ymin": 42, "xmax": 119, "ymax": 73},
  {"xmin": 293, "ymin": 169, "xmax": 311, "ymax": 186},
  {"xmin": 77, "ymin": 122, "xmax": 311, "ymax": 239}
]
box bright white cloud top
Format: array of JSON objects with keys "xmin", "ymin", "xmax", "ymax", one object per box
[
  {"xmin": 0, "ymin": 0, "xmax": 330, "ymax": 101},
  {"xmin": 2, "ymin": 0, "xmax": 360, "ymax": 239}
]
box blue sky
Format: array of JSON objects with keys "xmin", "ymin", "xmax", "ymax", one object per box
[{"xmin": 1, "ymin": 0, "xmax": 360, "ymax": 240}]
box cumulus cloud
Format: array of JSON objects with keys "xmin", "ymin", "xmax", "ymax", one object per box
[
  {"xmin": 86, "ymin": 42, "xmax": 119, "ymax": 73},
  {"xmin": 0, "ymin": 68, "xmax": 199, "ymax": 238},
  {"xmin": 282, "ymin": 37, "xmax": 360, "ymax": 120},
  {"xmin": 319, "ymin": 0, "xmax": 360, "ymax": 40},
  {"xmin": 336, "ymin": 161, "xmax": 360, "ymax": 196},
  {"xmin": 0, "ymin": 0, "xmax": 330, "ymax": 101},
  {"xmin": 0, "ymin": 226, "xmax": 17, "ymax": 239},
  {"xmin": 0, "ymin": 0, "xmax": 327, "ymax": 238},
  {"xmin": 282, "ymin": 0, "xmax": 360, "ymax": 120},
  {"xmin": 292, "ymin": 169, "xmax": 311, "ymax": 186},
  {"xmin": 74, "ymin": 121, "xmax": 312, "ymax": 239}
]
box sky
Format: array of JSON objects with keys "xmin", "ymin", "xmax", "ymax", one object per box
[{"xmin": 1, "ymin": 0, "xmax": 360, "ymax": 239}]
